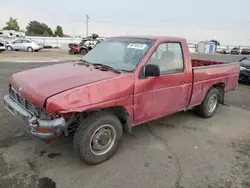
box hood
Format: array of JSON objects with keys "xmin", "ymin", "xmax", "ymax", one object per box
[
  {"xmin": 240, "ymin": 59, "xmax": 250, "ymax": 67},
  {"xmin": 10, "ymin": 62, "xmax": 119, "ymax": 108}
]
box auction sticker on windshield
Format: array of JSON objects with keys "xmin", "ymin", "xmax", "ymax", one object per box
[{"xmin": 127, "ymin": 43, "xmax": 147, "ymax": 50}]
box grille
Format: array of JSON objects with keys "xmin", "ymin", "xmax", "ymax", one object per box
[
  {"xmin": 244, "ymin": 66, "xmax": 250, "ymax": 69},
  {"xmin": 245, "ymin": 69, "xmax": 250, "ymax": 73},
  {"xmin": 9, "ymin": 86, "xmax": 36, "ymax": 114},
  {"xmin": 9, "ymin": 86, "xmax": 52, "ymax": 120}
]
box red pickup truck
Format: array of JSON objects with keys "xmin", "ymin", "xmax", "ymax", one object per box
[{"xmin": 4, "ymin": 36, "xmax": 239, "ymax": 164}]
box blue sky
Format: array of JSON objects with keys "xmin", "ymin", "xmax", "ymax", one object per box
[{"xmin": 1, "ymin": 0, "xmax": 250, "ymax": 45}]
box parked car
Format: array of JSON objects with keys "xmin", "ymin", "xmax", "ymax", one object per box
[
  {"xmin": 221, "ymin": 49, "xmax": 229, "ymax": 54},
  {"xmin": 4, "ymin": 36, "xmax": 240, "ymax": 165},
  {"xmin": 240, "ymin": 48, "xmax": 250, "ymax": 55},
  {"xmin": 231, "ymin": 47, "xmax": 240, "ymax": 54},
  {"xmin": 6, "ymin": 39, "xmax": 43, "ymax": 52},
  {"xmin": 239, "ymin": 56, "xmax": 250, "ymax": 82},
  {"xmin": 0, "ymin": 41, "xmax": 6, "ymax": 52}
]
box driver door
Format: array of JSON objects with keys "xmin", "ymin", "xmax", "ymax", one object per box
[{"xmin": 133, "ymin": 41, "xmax": 192, "ymax": 124}]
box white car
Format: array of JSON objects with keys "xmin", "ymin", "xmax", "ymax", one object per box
[{"xmin": 6, "ymin": 39, "xmax": 43, "ymax": 52}]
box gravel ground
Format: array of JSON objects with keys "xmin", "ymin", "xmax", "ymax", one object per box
[{"xmin": 0, "ymin": 53, "xmax": 250, "ymax": 188}]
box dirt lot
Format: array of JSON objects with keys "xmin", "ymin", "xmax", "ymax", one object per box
[{"xmin": 0, "ymin": 53, "xmax": 250, "ymax": 188}]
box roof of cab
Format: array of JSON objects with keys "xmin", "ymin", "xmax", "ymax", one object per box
[{"xmin": 109, "ymin": 35, "xmax": 186, "ymax": 41}]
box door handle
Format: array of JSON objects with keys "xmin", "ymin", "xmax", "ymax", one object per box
[{"xmin": 180, "ymin": 81, "xmax": 186, "ymax": 85}]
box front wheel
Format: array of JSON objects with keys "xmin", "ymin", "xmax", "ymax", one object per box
[
  {"xmin": 73, "ymin": 111, "xmax": 123, "ymax": 165},
  {"xmin": 68, "ymin": 49, "xmax": 75, "ymax": 55},
  {"xmin": 195, "ymin": 87, "xmax": 220, "ymax": 118},
  {"xmin": 27, "ymin": 47, "xmax": 33, "ymax": 52}
]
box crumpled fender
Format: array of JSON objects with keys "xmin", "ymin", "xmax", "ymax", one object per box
[{"xmin": 45, "ymin": 74, "xmax": 135, "ymax": 118}]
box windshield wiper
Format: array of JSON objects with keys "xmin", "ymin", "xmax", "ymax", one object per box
[
  {"xmin": 92, "ymin": 63, "xmax": 121, "ymax": 73},
  {"xmin": 78, "ymin": 59, "xmax": 90, "ymax": 66}
]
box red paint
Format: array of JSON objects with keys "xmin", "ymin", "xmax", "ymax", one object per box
[{"xmin": 9, "ymin": 36, "xmax": 240, "ymax": 127}]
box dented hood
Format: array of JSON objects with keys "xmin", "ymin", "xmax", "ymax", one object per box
[{"xmin": 10, "ymin": 62, "xmax": 119, "ymax": 108}]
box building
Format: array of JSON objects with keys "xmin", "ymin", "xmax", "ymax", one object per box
[{"xmin": 197, "ymin": 41, "xmax": 216, "ymax": 54}]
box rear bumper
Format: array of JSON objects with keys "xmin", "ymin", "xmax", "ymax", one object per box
[{"xmin": 4, "ymin": 95, "xmax": 66, "ymax": 140}]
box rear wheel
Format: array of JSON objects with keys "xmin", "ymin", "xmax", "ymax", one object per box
[
  {"xmin": 73, "ymin": 111, "xmax": 123, "ymax": 165},
  {"xmin": 195, "ymin": 87, "xmax": 220, "ymax": 118},
  {"xmin": 7, "ymin": 46, "xmax": 12, "ymax": 51},
  {"xmin": 80, "ymin": 48, "xmax": 87, "ymax": 55}
]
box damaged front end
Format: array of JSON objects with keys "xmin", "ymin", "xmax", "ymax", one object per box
[{"xmin": 4, "ymin": 86, "xmax": 72, "ymax": 143}]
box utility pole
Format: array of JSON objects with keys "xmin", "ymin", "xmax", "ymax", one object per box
[{"xmin": 86, "ymin": 14, "xmax": 89, "ymax": 38}]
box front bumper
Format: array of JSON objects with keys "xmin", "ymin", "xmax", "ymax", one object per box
[
  {"xmin": 4, "ymin": 95, "xmax": 66, "ymax": 140},
  {"xmin": 239, "ymin": 70, "xmax": 250, "ymax": 82}
]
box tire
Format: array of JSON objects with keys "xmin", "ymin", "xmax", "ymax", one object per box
[
  {"xmin": 195, "ymin": 87, "xmax": 220, "ymax": 118},
  {"xmin": 68, "ymin": 49, "xmax": 74, "ymax": 55},
  {"xmin": 6, "ymin": 46, "xmax": 12, "ymax": 51},
  {"xmin": 80, "ymin": 48, "xmax": 87, "ymax": 55},
  {"xmin": 73, "ymin": 111, "xmax": 123, "ymax": 165},
  {"xmin": 27, "ymin": 47, "xmax": 33, "ymax": 52}
]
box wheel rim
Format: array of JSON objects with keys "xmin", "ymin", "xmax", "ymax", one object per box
[
  {"xmin": 207, "ymin": 94, "xmax": 218, "ymax": 113},
  {"xmin": 89, "ymin": 124, "xmax": 116, "ymax": 156},
  {"xmin": 28, "ymin": 48, "xmax": 32, "ymax": 52},
  {"xmin": 7, "ymin": 46, "xmax": 11, "ymax": 51}
]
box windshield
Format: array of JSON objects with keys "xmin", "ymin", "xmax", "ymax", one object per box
[{"xmin": 81, "ymin": 38, "xmax": 154, "ymax": 72}]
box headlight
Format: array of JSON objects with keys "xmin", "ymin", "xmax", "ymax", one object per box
[{"xmin": 240, "ymin": 66, "xmax": 246, "ymax": 71}]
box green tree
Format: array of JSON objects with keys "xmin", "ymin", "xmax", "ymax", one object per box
[
  {"xmin": 91, "ymin": 33, "xmax": 99, "ymax": 39},
  {"xmin": 43, "ymin": 31, "xmax": 50, "ymax": 36},
  {"xmin": 54, "ymin": 25, "xmax": 64, "ymax": 37},
  {"xmin": 3, "ymin": 17, "xmax": 20, "ymax": 31},
  {"xmin": 26, "ymin": 21, "xmax": 53, "ymax": 36}
]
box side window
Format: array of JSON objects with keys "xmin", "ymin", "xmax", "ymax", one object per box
[
  {"xmin": 13, "ymin": 40, "xmax": 22, "ymax": 44},
  {"xmin": 147, "ymin": 42, "xmax": 184, "ymax": 74},
  {"xmin": 23, "ymin": 40, "xmax": 31, "ymax": 43}
]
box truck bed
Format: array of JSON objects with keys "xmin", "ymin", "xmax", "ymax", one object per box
[
  {"xmin": 188, "ymin": 59, "xmax": 240, "ymax": 108},
  {"xmin": 192, "ymin": 59, "xmax": 225, "ymax": 67}
]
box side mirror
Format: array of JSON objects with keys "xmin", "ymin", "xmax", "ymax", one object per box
[{"xmin": 144, "ymin": 64, "xmax": 160, "ymax": 77}]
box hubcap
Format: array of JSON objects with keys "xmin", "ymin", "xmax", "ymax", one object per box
[
  {"xmin": 89, "ymin": 124, "xmax": 116, "ymax": 156},
  {"xmin": 207, "ymin": 94, "xmax": 218, "ymax": 113}
]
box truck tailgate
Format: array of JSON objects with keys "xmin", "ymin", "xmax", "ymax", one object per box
[{"xmin": 189, "ymin": 62, "xmax": 240, "ymax": 107}]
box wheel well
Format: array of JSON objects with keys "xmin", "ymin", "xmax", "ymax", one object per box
[
  {"xmin": 102, "ymin": 106, "xmax": 132, "ymax": 134},
  {"xmin": 212, "ymin": 83, "xmax": 225, "ymax": 104},
  {"xmin": 65, "ymin": 106, "xmax": 132, "ymax": 136}
]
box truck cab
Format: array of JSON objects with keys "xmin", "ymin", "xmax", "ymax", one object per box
[{"xmin": 4, "ymin": 36, "xmax": 240, "ymax": 165}]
